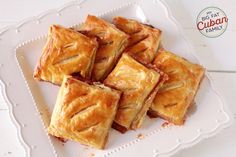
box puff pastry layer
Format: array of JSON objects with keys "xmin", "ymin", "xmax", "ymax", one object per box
[
  {"xmin": 113, "ymin": 17, "xmax": 161, "ymax": 64},
  {"xmin": 47, "ymin": 76, "xmax": 121, "ymax": 149},
  {"xmin": 148, "ymin": 49, "xmax": 205, "ymax": 125},
  {"xmin": 80, "ymin": 15, "xmax": 129, "ymax": 81},
  {"xmin": 33, "ymin": 25, "xmax": 98, "ymax": 85},
  {"xmin": 104, "ymin": 53, "xmax": 162, "ymax": 132}
]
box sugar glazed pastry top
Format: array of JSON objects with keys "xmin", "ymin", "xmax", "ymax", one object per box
[
  {"xmin": 104, "ymin": 53, "xmax": 164, "ymax": 133},
  {"xmin": 148, "ymin": 49, "xmax": 205, "ymax": 125},
  {"xmin": 47, "ymin": 76, "xmax": 121, "ymax": 149},
  {"xmin": 33, "ymin": 25, "xmax": 98, "ymax": 85},
  {"xmin": 80, "ymin": 15, "xmax": 129, "ymax": 81},
  {"xmin": 113, "ymin": 16, "xmax": 162, "ymax": 64}
]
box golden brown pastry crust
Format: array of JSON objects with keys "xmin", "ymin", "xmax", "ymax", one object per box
[
  {"xmin": 80, "ymin": 15, "xmax": 129, "ymax": 81},
  {"xmin": 47, "ymin": 76, "xmax": 121, "ymax": 149},
  {"xmin": 149, "ymin": 49, "xmax": 205, "ymax": 125},
  {"xmin": 33, "ymin": 25, "xmax": 98, "ymax": 85},
  {"xmin": 131, "ymin": 70, "xmax": 168, "ymax": 129},
  {"xmin": 104, "ymin": 53, "xmax": 161, "ymax": 132},
  {"xmin": 113, "ymin": 17, "xmax": 161, "ymax": 64}
]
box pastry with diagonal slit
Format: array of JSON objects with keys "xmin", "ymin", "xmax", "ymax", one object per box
[
  {"xmin": 79, "ymin": 15, "xmax": 129, "ymax": 81},
  {"xmin": 104, "ymin": 53, "xmax": 166, "ymax": 133},
  {"xmin": 113, "ymin": 16, "xmax": 161, "ymax": 64},
  {"xmin": 47, "ymin": 76, "xmax": 121, "ymax": 149},
  {"xmin": 148, "ymin": 49, "xmax": 205, "ymax": 125},
  {"xmin": 33, "ymin": 25, "xmax": 98, "ymax": 85}
]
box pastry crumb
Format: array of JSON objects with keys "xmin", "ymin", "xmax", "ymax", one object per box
[
  {"xmin": 89, "ymin": 153, "xmax": 95, "ymax": 157},
  {"xmin": 83, "ymin": 146, "xmax": 89, "ymax": 149},
  {"xmin": 161, "ymin": 121, "xmax": 170, "ymax": 128},
  {"xmin": 55, "ymin": 137, "xmax": 67, "ymax": 143},
  {"xmin": 137, "ymin": 133, "xmax": 144, "ymax": 139}
]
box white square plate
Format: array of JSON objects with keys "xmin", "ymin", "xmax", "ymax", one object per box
[{"xmin": 0, "ymin": 0, "xmax": 233, "ymax": 157}]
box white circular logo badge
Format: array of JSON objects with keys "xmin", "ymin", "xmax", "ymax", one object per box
[{"xmin": 196, "ymin": 7, "xmax": 228, "ymax": 38}]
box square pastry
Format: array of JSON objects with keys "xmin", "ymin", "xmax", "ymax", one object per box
[
  {"xmin": 104, "ymin": 53, "xmax": 163, "ymax": 132},
  {"xmin": 113, "ymin": 16, "xmax": 162, "ymax": 64},
  {"xmin": 33, "ymin": 25, "xmax": 98, "ymax": 85},
  {"xmin": 79, "ymin": 15, "xmax": 129, "ymax": 81},
  {"xmin": 47, "ymin": 76, "xmax": 121, "ymax": 149},
  {"xmin": 148, "ymin": 49, "xmax": 205, "ymax": 125}
]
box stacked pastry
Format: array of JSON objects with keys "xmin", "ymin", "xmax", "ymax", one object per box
[{"xmin": 33, "ymin": 15, "xmax": 205, "ymax": 149}]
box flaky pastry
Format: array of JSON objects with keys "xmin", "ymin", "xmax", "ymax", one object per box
[
  {"xmin": 48, "ymin": 76, "xmax": 121, "ymax": 149},
  {"xmin": 148, "ymin": 49, "xmax": 205, "ymax": 125},
  {"xmin": 34, "ymin": 25, "xmax": 98, "ymax": 85}
]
